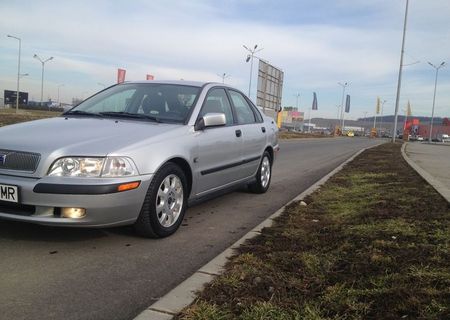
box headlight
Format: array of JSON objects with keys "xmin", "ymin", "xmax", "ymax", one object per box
[{"xmin": 48, "ymin": 157, "xmax": 138, "ymax": 177}]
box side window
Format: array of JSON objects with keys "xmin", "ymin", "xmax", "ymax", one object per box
[
  {"xmin": 229, "ymin": 90, "xmax": 256, "ymax": 124},
  {"xmin": 199, "ymin": 88, "xmax": 234, "ymax": 125},
  {"xmin": 249, "ymin": 101, "xmax": 264, "ymax": 122}
]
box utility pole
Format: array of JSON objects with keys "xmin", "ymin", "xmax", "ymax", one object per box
[{"xmin": 392, "ymin": 0, "xmax": 409, "ymax": 142}]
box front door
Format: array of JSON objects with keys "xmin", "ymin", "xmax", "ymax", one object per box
[{"xmin": 194, "ymin": 88, "xmax": 243, "ymax": 195}]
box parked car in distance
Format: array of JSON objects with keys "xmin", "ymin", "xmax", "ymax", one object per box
[
  {"xmin": 347, "ymin": 131, "xmax": 355, "ymax": 137},
  {"xmin": 437, "ymin": 134, "xmax": 450, "ymax": 142},
  {"xmin": 416, "ymin": 135, "xmax": 424, "ymax": 141},
  {"xmin": 0, "ymin": 81, "xmax": 279, "ymax": 238}
]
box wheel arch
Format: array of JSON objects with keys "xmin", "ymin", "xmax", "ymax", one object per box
[
  {"xmin": 264, "ymin": 145, "xmax": 274, "ymax": 162},
  {"xmin": 166, "ymin": 157, "xmax": 193, "ymax": 196}
]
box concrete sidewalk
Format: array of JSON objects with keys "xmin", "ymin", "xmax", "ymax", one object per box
[{"xmin": 403, "ymin": 142, "xmax": 450, "ymax": 203}]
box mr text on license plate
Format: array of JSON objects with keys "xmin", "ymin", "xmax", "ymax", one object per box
[{"xmin": 0, "ymin": 184, "xmax": 19, "ymax": 203}]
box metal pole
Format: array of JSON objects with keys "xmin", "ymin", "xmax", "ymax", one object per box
[
  {"xmin": 428, "ymin": 63, "xmax": 445, "ymax": 142},
  {"xmin": 7, "ymin": 35, "xmax": 21, "ymax": 113},
  {"xmin": 34, "ymin": 55, "xmax": 53, "ymax": 107},
  {"xmin": 392, "ymin": 0, "xmax": 409, "ymax": 143},
  {"xmin": 403, "ymin": 108, "xmax": 408, "ymax": 137},
  {"xmin": 17, "ymin": 39, "xmax": 21, "ymax": 112},
  {"xmin": 379, "ymin": 100, "xmax": 386, "ymax": 136},
  {"xmin": 243, "ymin": 44, "xmax": 263, "ymax": 100},
  {"xmin": 40, "ymin": 61, "xmax": 44, "ymax": 107},
  {"xmin": 338, "ymin": 82, "xmax": 348, "ymax": 132},
  {"xmin": 363, "ymin": 111, "xmax": 368, "ymax": 135},
  {"xmin": 308, "ymin": 107, "xmax": 312, "ymax": 133}
]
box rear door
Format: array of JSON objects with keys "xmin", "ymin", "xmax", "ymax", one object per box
[
  {"xmin": 194, "ymin": 88, "xmax": 243, "ymax": 195},
  {"xmin": 227, "ymin": 90, "xmax": 267, "ymax": 179}
]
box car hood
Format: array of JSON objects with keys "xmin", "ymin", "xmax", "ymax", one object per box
[{"xmin": 0, "ymin": 116, "xmax": 180, "ymax": 177}]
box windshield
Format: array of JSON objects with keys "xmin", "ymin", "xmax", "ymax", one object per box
[{"xmin": 67, "ymin": 83, "xmax": 201, "ymax": 123}]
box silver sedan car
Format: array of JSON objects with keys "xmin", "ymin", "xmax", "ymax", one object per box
[{"xmin": 0, "ymin": 81, "xmax": 279, "ymax": 237}]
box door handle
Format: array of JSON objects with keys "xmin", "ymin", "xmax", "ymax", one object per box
[
  {"xmin": 235, "ymin": 129, "xmax": 242, "ymax": 137},
  {"xmin": 261, "ymin": 127, "xmax": 266, "ymax": 133}
]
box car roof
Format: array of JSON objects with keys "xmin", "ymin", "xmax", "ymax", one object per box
[{"xmin": 124, "ymin": 80, "xmax": 214, "ymax": 87}]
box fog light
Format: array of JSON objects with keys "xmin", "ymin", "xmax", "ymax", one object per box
[{"xmin": 61, "ymin": 207, "xmax": 86, "ymax": 219}]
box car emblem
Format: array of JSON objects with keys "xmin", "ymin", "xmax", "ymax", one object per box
[{"xmin": 0, "ymin": 154, "xmax": 6, "ymax": 166}]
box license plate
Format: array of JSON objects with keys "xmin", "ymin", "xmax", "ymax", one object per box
[{"xmin": 0, "ymin": 184, "xmax": 19, "ymax": 203}]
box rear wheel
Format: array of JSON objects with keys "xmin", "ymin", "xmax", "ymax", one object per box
[
  {"xmin": 248, "ymin": 151, "xmax": 272, "ymax": 194},
  {"xmin": 134, "ymin": 163, "xmax": 187, "ymax": 238}
]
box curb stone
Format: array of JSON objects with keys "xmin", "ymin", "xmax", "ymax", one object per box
[
  {"xmin": 401, "ymin": 143, "xmax": 450, "ymax": 203},
  {"xmin": 133, "ymin": 142, "xmax": 383, "ymax": 320}
]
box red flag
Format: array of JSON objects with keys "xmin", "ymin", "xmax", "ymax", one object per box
[
  {"xmin": 117, "ymin": 68, "xmax": 126, "ymax": 84},
  {"xmin": 146, "ymin": 74, "xmax": 154, "ymax": 80}
]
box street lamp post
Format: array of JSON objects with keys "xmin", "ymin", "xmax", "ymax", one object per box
[
  {"xmin": 392, "ymin": 0, "xmax": 410, "ymax": 142},
  {"xmin": 57, "ymin": 84, "xmax": 65, "ymax": 105},
  {"xmin": 294, "ymin": 93, "xmax": 300, "ymax": 131},
  {"xmin": 338, "ymin": 82, "xmax": 348, "ymax": 132},
  {"xmin": 427, "ymin": 61, "xmax": 446, "ymax": 142},
  {"xmin": 243, "ymin": 44, "xmax": 263, "ymax": 98},
  {"xmin": 363, "ymin": 111, "xmax": 368, "ymax": 135},
  {"xmin": 379, "ymin": 100, "xmax": 387, "ymax": 136},
  {"xmin": 7, "ymin": 35, "xmax": 21, "ymax": 113},
  {"xmin": 217, "ymin": 73, "xmax": 230, "ymax": 83},
  {"xmin": 33, "ymin": 54, "xmax": 54, "ymax": 107}
]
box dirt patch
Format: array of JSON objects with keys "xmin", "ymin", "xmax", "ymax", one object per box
[
  {"xmin": 0, "ymin": 109, "xmax": 60, "ymax": 127},
  {"xmin": 278, "ymin": 131, "xmax": 333, "ymax": 139},
  {"xmin": 177, "ymin": 143, "xmax": 450, "ymax": 320}
]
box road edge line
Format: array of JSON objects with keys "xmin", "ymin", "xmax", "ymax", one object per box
[
  {"xmin": 401, "ymin": 143, "xmax": 450, "ymax": 203},
  {"xmin": 133, "ymin": 142, "xmax": 382, "ymax": 320}
]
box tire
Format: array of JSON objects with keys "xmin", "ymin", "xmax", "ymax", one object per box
[
  {"xmin": 134, "ymin": 162, "xmax": 187, "ymax": 238},
  {"xmin": 248, "ymin": 151, "xmax": 272, "ymax": 194}
]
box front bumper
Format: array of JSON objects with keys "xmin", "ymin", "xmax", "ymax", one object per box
[{"xmin": 0, "ymin": 173, "xmax": 153, "ymax": 227}]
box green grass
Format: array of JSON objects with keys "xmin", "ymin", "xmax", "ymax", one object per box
[{"xmin": 177, "ymin": 143, "xmax": 450, "ymax": 320}]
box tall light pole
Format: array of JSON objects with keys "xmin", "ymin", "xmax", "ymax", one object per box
[
  {"xmin": 243, "ymin": 44, "xmax": 263, "ymax": 98},
  {"xmin": 33, "ymin": 54, "xmax": 54, "ymax": 107},
  {"xmin": 338, "ymin": 82, "xmax": 349, "ymax": 132},
  {"xmin": 363, "ymin": 111, "xmax": 368, "ymax": 135},
  {"xmin": 57, "ymin": 84, "xmax": 65, "ymax": 105},
  {"xmin": 427, "ymin": 61, "xmax": 446, "ymax": 142},
  {"xmin": 7, "ymin": 35, "xmax": 21, "ymax": 113},
  {"xmin": 217, "ymin": 73, "xmax": 230, "ymax": 83},
  {"xmin": 379, "ymin": 100, "xmax": 387, "ymax": 136},
  {"xmin": 392, "ymin": 0, "xmax": 410, "ymax": 142}
]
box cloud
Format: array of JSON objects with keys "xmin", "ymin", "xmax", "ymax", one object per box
[{"xmin": 0, "ymin": 0, "xmax": 449, "ymax": 118}]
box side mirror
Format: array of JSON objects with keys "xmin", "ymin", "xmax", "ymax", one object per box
[{"xmin": 195, "ymin": 113, "xmax": 226, "ymax": 131}]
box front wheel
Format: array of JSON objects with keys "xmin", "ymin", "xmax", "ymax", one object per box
[
  {"xmin": 134, "ymin": 163, "xmax": 187, "ymax": 238},
  {"xmin": 248, "ymin": 151, "xmax": 272, "ymax": 194}
]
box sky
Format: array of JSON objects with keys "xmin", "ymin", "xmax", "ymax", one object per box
[{"xmin": 1, "ymin": 0, "xmax": 449, "ymax": 119}]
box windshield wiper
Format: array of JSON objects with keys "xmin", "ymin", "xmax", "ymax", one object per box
[
  {"xmin": 64, "ymin": 110, "xmax": 103, "ymax": 117},
  {"xmin": 99, "ymin": 111, "xmax": 161, "ymax": 123}
]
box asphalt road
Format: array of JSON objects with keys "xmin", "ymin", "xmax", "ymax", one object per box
[{"xmin": 0, "ymin": 137, "xmax": 383, "ymax": 320}]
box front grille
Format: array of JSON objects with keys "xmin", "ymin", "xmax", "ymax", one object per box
[
  {"xmin": 0, "ymin": 201, "xmax": 36, "ymax": 216},
  {"xmin": 0, "ymin": 149, "xmax": 40, "ymax": 172}
]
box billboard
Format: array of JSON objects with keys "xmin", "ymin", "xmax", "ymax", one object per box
[
  {"xmin": 4, "ymin": 90, "xmax": 29, "ymax": 105},
  {"xmin": 256, "ymin": 60, "xmax": 284, "ymax": 113}
]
